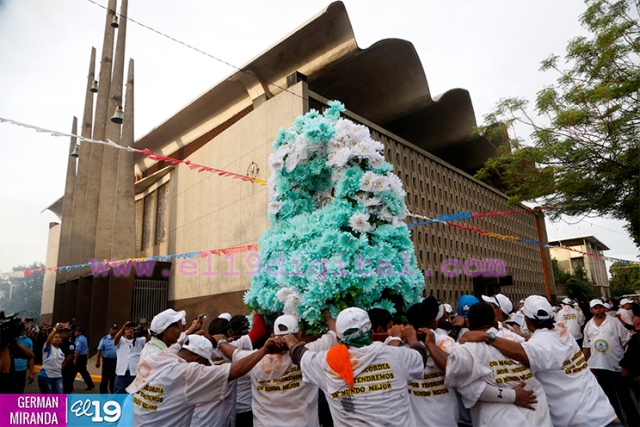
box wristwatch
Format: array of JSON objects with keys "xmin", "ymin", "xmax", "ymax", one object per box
[
  {"xmin": 217, "ymin": 339, "xmax": 228, "ymax": 347},
  {"xmin": 486, "ymin": 331, "xmax": 496, "ymax": 344}
]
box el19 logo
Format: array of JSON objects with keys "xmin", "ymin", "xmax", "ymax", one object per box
[{"xmin": 69, "ymin": 398, "xmax": 122, "ymax": 424}]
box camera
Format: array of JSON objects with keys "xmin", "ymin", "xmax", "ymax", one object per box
[{"xmin": 0, "ymin": 312, "xmax": 24, "ymax": 348}]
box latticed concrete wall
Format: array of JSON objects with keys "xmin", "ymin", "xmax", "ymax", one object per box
[{"xmin": 310, "ymin": 95, "xmax": 548, "ymax": 305}]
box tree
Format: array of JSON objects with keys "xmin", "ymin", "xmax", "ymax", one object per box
[
  {"xmin": 609, "ymin": 261, "xmax": 640, "ymax": 296},
  {"xmin": 475, "ymin": 0, "xmax": 640, "ymax": 247},
  {"xmin": 552, "ymin": 258, "xmax": 573, "ymax": 287},
  {"xmin": 0, "ymin": 262, "xmax": 44, "ymax": 319},
  {"xmin": 566, "ymin": 265, "xmax": 599, "ymax": 302},
  {"xmin": 552, "ymin": 260, "xmax": 598, "ymax": 301}
]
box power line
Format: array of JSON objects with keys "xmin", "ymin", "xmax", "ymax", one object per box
[{"xmin": 85, "ymin": 0, "xmax": 306, "ymax": 102}]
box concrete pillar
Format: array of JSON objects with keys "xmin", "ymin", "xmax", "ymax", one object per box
[
  {"xmin": 80, "ymin": 0, "xmax": 117, "ymax": 266},
  {"xmin": 89, "ymin": 276, "xmax": 109, "ymax": 357},
  {"xmin": 56, "ymin": 117, "xmax": 77, "ymax": 278},
  {"xmin": 67, "ymin": 47, "xmax": 96, "ymax": 267},
  {"xmin": 62, "ymin": 279, "xmax": 78, "ymax": 322},
  {"xmin": 107, "ymin": 272, "xmax": 135, "ymax": 330},
  {"xmin": 112, "ymin": 57, "xmax": 135, "ymax": 261},
  {"xmin": 52, "ymin": 281, "xmax": 65, "ymax": 324},
  {"xmin": 75, "ymin": 277, "xmax": 93, "ymax": 334},
  {"xmin": 95, "ymin": 0, "xmax": 128, "ymax": 261}
]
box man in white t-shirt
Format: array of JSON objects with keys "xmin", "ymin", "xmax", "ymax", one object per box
[
  {"xmin": 114, "ymin": 321, "xmax": 146, "ymax": 394},
  {"xmin": 435, "ymin": 302, "xmax": 552, "ymax": 426},
  {"xmin": 191, "ymin": 316, "xmax": 256, "ymax": 427},
  {"xmin": 555, "ymin": 298, "xmax": 586, "ymax": 346},
  {"xmin": 218, "ymin": 314, "xmax": 337, "ymax": 427},
  {"xmin": 140, "ymin": 309, "xmax": 187, "ymax": 360},
  {"xmin": 482, "ymin": 293, "xmax": 529, "ymax": 341},
  {"xmin": 460, "ymin": 295, "xmax": 619, "ymax": 427},
  {"xmin": 404, "ymin": 298, "xmax": 459, "ymax": 426},
  {"xmin": 127, "ymin": 334, "xmax": 276, "ymax": 426},
  {"xmin": 615, "ymin": 298, "xmax": 634, "ymax": 329},
  {"xmin": 284, "ymin": 307, "xmax": 426, "ymax": 427},
  {"xmin": 583, "ymin": 299, "xmax": 638, "ymax": 426}
]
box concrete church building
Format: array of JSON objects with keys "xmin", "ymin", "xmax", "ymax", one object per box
[{"xmin": 41, "ymin": 1, "xmax": 555, "ymax": 346}]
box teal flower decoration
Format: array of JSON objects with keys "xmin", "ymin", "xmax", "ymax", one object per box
[{"xmin": 245, "ymin": 103, "xmax": 424, "ymax": 331}]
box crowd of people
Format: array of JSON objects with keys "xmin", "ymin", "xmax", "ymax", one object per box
[{"xmin": 1, "ymin": 293, "xmax": 638, "ymax": 426}]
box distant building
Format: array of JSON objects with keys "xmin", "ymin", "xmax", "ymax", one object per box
[{"xmin": 548, "ymin": 235, "xmax": 610, "ymax": 297}]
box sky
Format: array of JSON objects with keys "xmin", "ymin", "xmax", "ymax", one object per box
[{"xmin": 0, "ymin": 0, "xmax": 637, "ymax": 274}]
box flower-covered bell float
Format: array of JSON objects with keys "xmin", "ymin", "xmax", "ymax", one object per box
[{"xmin": 244, "ymin": 101, "xmax": 425, "ymax": 333}]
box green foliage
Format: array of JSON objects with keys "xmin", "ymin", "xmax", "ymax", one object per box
[
  {"xmin": 566, "ymin": 276, "xmax": 599, "ymax": 302},
  {"xmin": 552, "ymin": 259, "xmax": 572, "ymax": 285},
  {"xmin": 609, "ymin": 261, "xmax": 640, "ymax": 296},
  {"xmin": 567, "ymin": 265, "xmax": 599, "ymax": 302},
  {"xmin": 0, "ymin": 262, "xmax": 44, "ymax": 319},
  {"xmin": 552, "ymin": 259, "xmax": 598, "ymax": 301},
  {"xmin": 474, "ymin": 0, "xmax": 640, "ymax": 247}
]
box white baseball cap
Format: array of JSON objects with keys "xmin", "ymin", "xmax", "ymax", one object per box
[
  {"xmin": 150, "ymin": 309, "xmax": 186, "ymax": 334},
  {"xmin": 562, "ymin": 298, "xmax": 573, "ymax": 305},
  {"xmin": 218, "ymin": 312, "xmax": 232, "ymax": 321},
  {"xmin": 482, "ymin": 294, "xmax": 513, "ymax": 316},
  {"xmin": 620, "ymin": 298, "xmax": 633, "ymax": 306},
  {"xmin": 273, "ymin": 314, "xmax": 299, "ymax": 336},
  {"xmin": 444, "ymin": 304, "xmax": 453, "ymax": 314},
  {"xmin": 590, "ymin": 299, "xmax": 606, "ymax": 308},
  {"xmin": 336, "ymin": 307, "xmax": 372, "ymax": 339},
  {"xmin": 523, "ymin": 295, "xmax": 553, "ymax": 320},
  {"xmin": 182, "ymin": 335, "xmax": 213, "ymax": 365}
]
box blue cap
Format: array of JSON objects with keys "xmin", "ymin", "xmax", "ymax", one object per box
[{"xmin": 457, "ymin": 295, "xmax": 480, "ymax": 318}]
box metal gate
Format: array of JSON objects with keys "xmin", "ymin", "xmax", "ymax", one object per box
[{"xmin": 131, "ymin": 280, "xmax": 168, "ymax": 325}]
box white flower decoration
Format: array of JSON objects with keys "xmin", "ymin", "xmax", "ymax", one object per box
[
  {"xmin": 388, "ymin": 173, "xmax": 407, "ymax": 197},
  {"xmin": 354, "ymin": 141, "xmax": 375, "ymax": 159},
  {"xmin": 276, "ymin": 287, "xmax": 301, "ymax": 320},
  {"xmin": 360, "ymin": 171, "xmax": 378, "ymax": 192},
  {"xmin": 354, "ymin": 193, "xmax": 382, "ymax": 207},
  {"xmin": 378, "ymin": 206, "xmax": 394, "ymax": 222},
  {"xmin": 371, "ymin": 176, "xmax": 390, "ymax": 193},
  {"xmin": 268, "ymin": 201, "xmax": 282, "ymax": 215},
  {"xmin": 327, "ymin": 147, "xmax": 352, "ymax": 168},
  {"xmin": 267, "ymin": 173, "xmax": 280, "ymax": 199},
  {"xmin": 350, "ymin": 212, "xmax": 374, "ymax": 233},
  {"xmin": 368, "ymin": 154, "xmax": 385, "ymax": 169},
  {"xmin": 268, "ymin": 153, "xmax": 285, "ymax": 171}
]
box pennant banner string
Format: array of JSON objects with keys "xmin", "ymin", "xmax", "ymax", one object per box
[
  {"xmin": 406, "ymin": 210, "xmax": 638, "ymax": 265},
  {"xmin": 4, "ymin": 207, "xmax": 637, "ymax": 277},
  {"xmin": 2, "ymin": 244, "xmax": 259, "ymax": 277},
  {"xmin": 0, "ymin": 117, "xmax": 266, "ymax": 186}
]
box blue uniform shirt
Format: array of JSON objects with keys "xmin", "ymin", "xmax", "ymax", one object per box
[
  {"xmin": 14, "ymin": 335, "xmax": 33, "ymax": 371},
  {"xmin": 75, "ymin": 334, "xmax": 89, "ymax": 355},
  {"xmin": 97, "ymin": 335, "xmax": 117, "ymax": 359}
]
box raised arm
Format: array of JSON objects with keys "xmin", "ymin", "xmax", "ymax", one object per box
[
  {"xmin": 419, "ymin": 328, "xmax": 448, "ymax": 372},
  {"xmin": 227, "ymin": 338, "xmax": 281, "ymax": 380},
  {"xmin": 460, "ymin": 331, "xmax": 530, "ymax": 367},
  {"xmin": 114, "ymin": 322, "xmax": 129, "ymax": 346},
  {"xmin": 323, "ymin": 310, "xmax": 336, "ymax": 333},
  {"xmin": 45, "ymin": 323, "xmax": 62, "ymax": 348}
]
